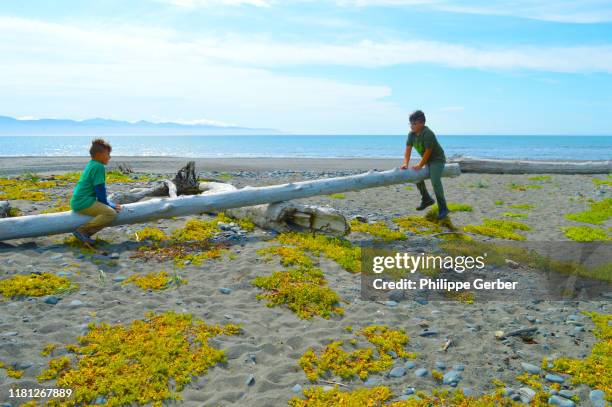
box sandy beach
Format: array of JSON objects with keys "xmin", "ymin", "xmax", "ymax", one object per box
[{"xmin": 0, "ymin": 157, "xmax": 610, "ymax": 406}]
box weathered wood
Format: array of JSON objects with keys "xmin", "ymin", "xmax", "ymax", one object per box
[
  {"xmin": 0, "ymin": 201, "xmax": 10, "ymax": 218},
  {"xmin": 200, "ymin": 181, "xmax": 349, "ymax": 235},
  {"xmin": 172, "ymin": 161, "xmax": 200, "ymax": 194},
  {"xmin": 115, "ymin": 162, "xmax": 133, "ymax": 174},
  {"xmin": 0, "ymin": 164, "xmax": 460, "ymax": 240},
  {"xmin": 451, "ymin": 157, "xmax": 611, "ymax": 174}
]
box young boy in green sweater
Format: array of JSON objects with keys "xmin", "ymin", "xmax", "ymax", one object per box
[
  {"xmin": 70, "ymin": 139, "xmax": 122, "ymax": 244},
  {"xmin": 400, "ymin": 110, "xmax": 449, "ymax": 220}
]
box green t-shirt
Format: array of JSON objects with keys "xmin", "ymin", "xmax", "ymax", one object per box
[
  {"xmin": 406, "ymin": 126, "xmax": 446, "ymax": 163},
  {"xmin": 70, "ymin": 160, "xmax": 106, "ymax": 211}
]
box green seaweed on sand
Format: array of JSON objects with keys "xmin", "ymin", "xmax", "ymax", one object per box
[
  {"xmin": 0, "ymin": 273, "xmax": 78, "ymax": 299},
  {"xmin": 122, "ymin": 271, "xmax": 187, "ymax": 290},
  {"xmin": 463, "ymin": 218, "xmax": 530, "ymax": 240},
  {"xmin": 252, "ymin": 266, "xmax": 343, "ymax": 319},
  {"xmin": 36, "ymin": 311, "xmax": 240, "ymax": 406},
  {"xmin": 349, "ymin": 219, "xmax": 406, "ymax": 241},
  {"xmin": 592, "ymin": 174, "xmax": 612, "ymax": 187},
  {"xmin": 508, "ymin": 204, "xmax": 535, "ymax": 210},
  {"xmin": 254, "ymin": 241, "xmax": 343, "ymax": 319},
  {"xmin": 289, "ymin": 386, "xmax": 521, "ymax": 406},
  {"xmin": 274, "ymin": 232, "xmax": 361, "ymax": 273},
  {"xmin": 527, "ymin": 175, "xmax": 551, "ymax": 182},
  {"xmin": 502, "ymin": 212, "xmax": 528, "ymax": 219},
  {"xmin": 298, "ymin": 325, "xmax": 415, "ymax": 381},
  {"xmin": 328, "ymin": 193, "xmax": 346, "ymax": 199},
  {"xmin": 132, "ymin": 218, "xmax": 231, "ymax": 267},
  {"xmin": 0, "ymin": 177, "xmax": 56, "ymax": 201},
  {"xmin": 508, "ymin": 182, "xmax": 542, "ymax": 191},
  {"xmin": 565, "ymin": 198, "xmax": 611, "ymax": 225},
  {"xmin": 549, "ymin": 312, "xmax": 611, "ymax": 402},
  {"xmin": 257, "ymin": 246, "xmax": 315, "ymax": 269},
  {"xmin": 562, "ymin": 226, "xmax": 611, "ymax": 242}
]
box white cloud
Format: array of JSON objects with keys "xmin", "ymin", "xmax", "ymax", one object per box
[
  {"xmin": 192, "ymin": 37, "xmax": 612, "ymax": 73},
  {"xmin": 0, "ymin": 16, "xmax": 403, "ymax": 134},
  {"xmin": 335, "ymin": 0, "xmax": 612, "ymax": 23}
]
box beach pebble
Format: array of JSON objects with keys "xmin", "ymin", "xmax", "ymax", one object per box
[
  {"xmin": 518, "ymin": 387, "xmax": 536, "ymax": 403},
  {"xmin": 245, "ymin": 374, "xmax": 255, "ymax": 386},
  {"xmin": 462, "ymin": 388, "xmax": 474, "ymax": 397},
  {"xmin": 435, "ymin": 361, "xmax": 446, "ymax": 370},
  {"xmin": 2, "ymin": 331, "xmax": 18, "ymax": 337},
  {"xmin": 453, "ymin": 364, "xmax": 465, "ymax": 371},
  {"xmin": 545, "ymin": 373, "xmax": 565, "ymax": 383},
  {"xmin": 43, "ymin": 295, "xmax": 61, "ymax": 305},
  {"xmin": 505, "ymin": 259, "xmax": 519, "ymax": 269},
  {"xmin": 110, "ymin": 252, "xmax": 120, "ymax": 259},
  {"xmin": 364, "ymin": 378, "xmax": 378, "ymax": 386},
  {"xmin": 69, "ymin": 300, "xmax": 84, "ymax": 307},
  {"xmin": 589, "ymin": 390, "xmax": 606, "ymax": 407},
  {"xmin": 389, "ymin": 366, "xmax": 406, "ymax": 378},
  {"xmin": 385, "ymin": 300, "xmax": 398, "ymax": 307},
  {"xmin": 558, "ymin": 390, "xmax": 574, "ymax": 399},
  {"xmin": 548, "ymin": 395, "xmax": 574, "ymax": 407},
  {"xmin": 403, "ymin": 388, "xmax": 415, "ymax": 395},
  {"xmin": 419, "ymin": 330, "xmax": 438, "ymax": 337},
  {"xmin": 405, "ymin": 361, "xmax": 416, "ymax": 369},
  {"xmin": 14, "ymin": 360, "xmax": 33, "ymax": 370},
  {"xmin": 112, "ymin": 276, "xmax": 126, "ymax": 282},
  {"xmin": 520, "ymin": 362, "xmax": 541, "ymax": 375},
  {"xmin": 93, "ymin": 396, "xmax": 107, "ymax": 405},
  {"xmin": 415, "ymin": 368, "xmax": 428, "ymax": 377},
  {"xmin": 415, "ymin": 298, "xmax": 428, "ymax": 305},
  {"xmin": 443, "ymin": 370, "xmax": 462, "ymax": 385},
  {"xmin": 219, "ymin": 287, "xmax": 232, "ymax": 295},
  {"xmin": 292, "ymin": 384, "xmax": 302, "ymax": 393}
]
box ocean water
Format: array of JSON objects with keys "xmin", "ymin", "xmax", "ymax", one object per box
[{"xmin": 0, "ymin": 135, "xmax": 610, "ymax": 160}]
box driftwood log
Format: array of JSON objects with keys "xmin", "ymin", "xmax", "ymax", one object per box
[
  {"xmin": 199, "ymin": 181, "xmax": 349, "ymax": 235},
  {"xmin": 0, "ymin": 201, "xmax": 10, "ymax": 218},
  {"xmin": 0, "ymin": 163, "xmax": 461, "ymax": 241},
  {"xmin": 450, "ymin": 157, "xmax": 611, "ymax": 174}
]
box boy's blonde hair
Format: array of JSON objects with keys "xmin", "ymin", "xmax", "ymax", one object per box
[{"xmin": 89, "ymin": 139, "xmax": 112, "ymax": 157}]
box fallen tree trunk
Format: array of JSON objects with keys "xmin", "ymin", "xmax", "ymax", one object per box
[
  {"xmin": 109, "ymin": 161, "xmax": 196, "ymax": 203},
  {"xmin": 450, "ymin": 157, "xmax": 611, "ymax": 174},
  {"xmin": 200, "ymin": 181, "xmax": 349, "ymax": 235},
  {"xmin": 0, "ymin": 164, "xmax": 460, "ymax": 241}
]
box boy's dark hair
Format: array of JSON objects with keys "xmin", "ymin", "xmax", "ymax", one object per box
[
  {"xmin": 409, "ymin": 110, "xmax": 426, "ymax": 124},
  {"xmin": 89, "ymin": 139, "xmax": 112, "ymax": 157}
]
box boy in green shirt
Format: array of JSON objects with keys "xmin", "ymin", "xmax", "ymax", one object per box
[
  {"xmin": 70, "ymin": 139, "xmax": 122, "ymax": 244},
  {"xmin": 400, "ymin": 110, "xmax": 449, "ymax": 220}
]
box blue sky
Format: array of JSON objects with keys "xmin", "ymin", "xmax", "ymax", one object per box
[{"xmin": 1, "ymin": 0, "xmax": 611, "ymax": 134}]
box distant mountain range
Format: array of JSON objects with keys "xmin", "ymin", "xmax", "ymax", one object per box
[{"xmin": 0, "ymin": 116, "xmax": 282, "ymax": 135}]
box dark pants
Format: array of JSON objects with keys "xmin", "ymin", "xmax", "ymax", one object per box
[{"xmin": 416, "ymin": 161, "xmax": 447, "ymax": 209}]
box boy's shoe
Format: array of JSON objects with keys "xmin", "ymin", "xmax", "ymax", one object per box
[
  {"xmin": 72, "ymin": 230, "xmax": 96, "ymax": 245},
  {"xmin": 436, "ymin": 206, "xmax": 450, "ymax": 220},
  {"xmin": 416, "ymin": 198, "xmax": 435, "ymax": 211}
]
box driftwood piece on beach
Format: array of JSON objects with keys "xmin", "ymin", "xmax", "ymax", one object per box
[
  {"xmin": 115, "ymin": 162, "xmax": 133, "ymax": 174},
  {"xmin": 0, "ymin": 201, "xmax": 10, "ymax": 218},
  {"xmin": 109, "ymin": 161, "xmax": 198, "ymax": 203},
  {"xmin": 200, "ymin": 181, "xmax": 349, "ymax": 235},
  {"xmin": 0, "ymin": 164, "xmax": 460, "ymax": 241},
  {"xmin": 450, "ymin": 157, "xmax": 611, "ymax": 174}
]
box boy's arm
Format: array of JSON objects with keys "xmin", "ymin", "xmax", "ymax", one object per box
[
  {"xmin": 401, "ymin": 145, "xmax": 412, "ymax": 168},
  {"xmin": 414, "ymin": 148, "xmax": 432, "ymax": 169},
  {"xmin": 94, "ymin": 183, "xmax": 116, "ymax": 209}
]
